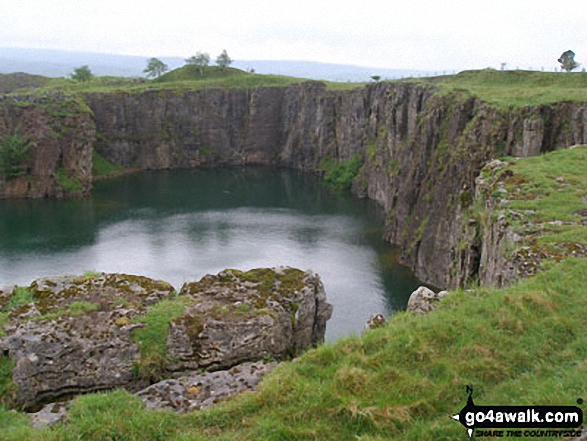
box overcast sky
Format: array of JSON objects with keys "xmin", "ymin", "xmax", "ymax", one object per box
[{"xmin": 1, "ymin": 0, "xmax": 585, "ymax": 71}]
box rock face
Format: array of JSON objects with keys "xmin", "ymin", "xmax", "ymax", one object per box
[
  {"xmin": 0, "ymin": 268, "xmax": 331, "ymax": 411},
  {"xmin": 82, "ymin": 84, "xmax": 587, "ymax": 289},
  {"xmin": 0, "ymin": 94, "xmax": 95, "ymax": 198},
  {"xmin": 166, "ymin": 267, "xmax": 332, "ymax": 373},
  {"xmin": 3, "ymin": 81, "xmax": 587, "ymax": 287},
  {"xmin": 407, "ymin": 286, "xmax": 448, "ymax": 315}
]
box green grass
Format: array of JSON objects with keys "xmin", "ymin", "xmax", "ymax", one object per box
[
  {"xmin": 130, "ymin": 296, "xmax": 190, "ymax": 379},
  {"xmin": 0, "ymin": 286, "xmax": 36, "ymax": 336},
  {"xmin": 54, "ymin": 168, "xmax": 83, "ymax": 193},
  {"xmin": 491, "ymin": 146, "xmax": 587, "ymax": 251},
  {"xmin": 37, "ymin": 301, "xmax": 101, "ymax": 321},
  {"xmin": 0, "ymin": 356, "xmax": 17, "ymax": 407},
  {"xmin": 0, "ymin": 390, "xmax": 177, "ymax": 441},
  {"xmin": 410, "ymin": 68, "xmax": 587, "ymax": 108},
  {"xmin": 92, "ymin": 151, "xmax": 124, "ymax": 178},
  {"xmin": 9, "ymin": 67, "xmax": 587, "ymax": 108},
  {"xmin": 7, "ymin": 65, "xmax": 366, "ymax": 97},
  {"xmin": 0, "ymin": 73, "xmax": 49, "ymax": 94},
  {"xmin": 10, "ymin": 67, "xmax": 311, "ymax": 95},
  {"xmin": 1, "ymin": 258, "xmax": 586, "ymax": 440},
  {"xmin": 6, "ymin": 66, "xmax": 587, "ymax": 111},
  {"xmin": 5, "ymin": 287, "xmax": 35, "ymax": 310}
]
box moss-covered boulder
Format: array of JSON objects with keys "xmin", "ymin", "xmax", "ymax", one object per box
[
  {"xmin": 167, "ymin": 267, "xmax": 332, "ymax": 372},
  {"xmin": 0, "ymin": 268, "xmax": 332, "ymax": 411},
  {"xmin": 0, "ymin": 273, "xmax": 175, "ymax": 410}
]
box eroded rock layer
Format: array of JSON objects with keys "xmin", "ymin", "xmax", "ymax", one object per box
[{"xmin": 0, "ymin": 268, "xmax": 331, "ymax": 411}]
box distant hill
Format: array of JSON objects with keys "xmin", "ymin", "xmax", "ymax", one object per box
[
  {"xmin": 0, "ymin": 47, "xmax": 183, "ymax": 78},
  {"xmin": 0, "ymin": 47, "xmax": 434, "ymax": 82}
]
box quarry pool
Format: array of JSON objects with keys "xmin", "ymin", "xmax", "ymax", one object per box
[{"xmin": 0, "ymin": 167, "xmax": 424, "ymax": 340}]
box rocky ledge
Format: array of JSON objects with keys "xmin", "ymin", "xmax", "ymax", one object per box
[{"xmin": 0, "ymin": 268, "xmax": 332, "ymax": 412}]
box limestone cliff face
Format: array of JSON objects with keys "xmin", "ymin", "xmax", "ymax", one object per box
[
  {"xmin": 2, "ymin": 82, "xmax": 587, "ymax": 288},
  {"xmin": 84, "ymin": 83, "xmax": 587, "ymax": 288},
  {"xmin": 0, "ymin": 95, "xmax": 95, "ymax": 198}
]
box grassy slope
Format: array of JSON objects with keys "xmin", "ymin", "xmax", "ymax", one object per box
[
  {"xmin": 501, "ymin": 147, "xmax": 587, "ymax": 250},
  {"xmin": 8, "ymin": 66, "xmax": 314, "ymax": 95},
  {"xmin": 0, "ymin": 73, "xmax": 49, "ymax": 94},
  {"xmin": 413, "ymin": 69, "xmax": 587, "ymax": 108},
  {"xmin": 2, "ymin": 147, "xmax": 586, "ymax": 440}
]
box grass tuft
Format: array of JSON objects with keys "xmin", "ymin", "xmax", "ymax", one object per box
[
  {"xmin": 131, "ymin": 296, "xmax": 189, "ymax": 379},
  {"xmin": 92, "ymin": 151, "xmax": 124, "ymax": 178}
]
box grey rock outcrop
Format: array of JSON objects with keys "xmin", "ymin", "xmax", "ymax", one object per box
[
  {"xmin": 137, "ymin": 361, "xmax": 278, "ymax": 412},
  {"xmin": 407, "ymin": 286, "xmax": 448, "ymax": 315},
  {"xmin": 0, "ymin": 273, "xmax": 175, "ymax": 409},
  {"xmin": 27, "ymin": 402, "xmax": 70, "ymax": 428},
  {"xmin": 166, "ymin": 267, "xmax": 332, "ymax": 373},
  {"xmin": 0, "ymin": 94, "xmax": 95, "ymax": 198},
  {"xmin": 0, "ymin": 268, "xmax": 331, "ymax": 411},
  {"xmin": 363, "ymin": 313, "xmax": 386, "ymax": 332}
]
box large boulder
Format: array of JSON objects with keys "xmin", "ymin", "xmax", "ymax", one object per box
[
  {"xmin": 0, "ymin": 273, "xmax": 175, "ymax": 409},
  {"xmin": 407, "ymin": 286, "xmax": 448, "ymax": 315},
  {"xmin": 0, "ymin": 268, "xmax": 332, "ymax": 411},
  {"xmin": 166, "ymin": 267, "xmax": 332, "ymax": 373}
]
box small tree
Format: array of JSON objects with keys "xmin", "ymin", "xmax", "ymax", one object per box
[
  {"xmin": 144, "ymin": 58, "xmax": 168, "ymax": 78},
  {"xmin": 558, "ymin": 50, "xmax": 580, "ymax": 72},
  {"xmin": 185, "ymin": 52, "xmax": 210, "ymax": 76},
  {"xmin": 371, "ymin": 75, "xmax": 381, "ymax": 82},
  {"xmin": 71, "ymin": 65, "xmax": 93, "ymax": 82},
  {"xmin": 0, "ymin": 128, "xmax": 31, "ymax": 179},
  {"xmin": 216, "ymin": 50, "xmax": 232, "ymax": 72}
]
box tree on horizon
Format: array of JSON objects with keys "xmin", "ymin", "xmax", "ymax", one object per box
[
  {"xmin": 143, "ymin": 58, "xmax": 168, "ymax": 78},
  {"xmin": 558, "ymin": 50, "xmax": 580, "ymax": 72},
  {"xmin": 185, "ymin": 52, "xmax": 210, "ymax": 76},
  {"xmin": 216, "ymin": 50, "xmax": 232, "ymax": 72},
  {"xmin": 71, "ymin": 65, "xmax": 93, "ymax": 82}
]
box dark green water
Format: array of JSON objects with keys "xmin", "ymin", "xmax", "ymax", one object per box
[{"xmin": 0, "ymin": 167, "xmax": 423, "ymax": 340}]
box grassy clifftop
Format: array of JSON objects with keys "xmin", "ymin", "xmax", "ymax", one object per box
[
  {"xmin": 4, "ymin": 67, "xmax": 587, "ymax": 107},
  {"xmin": 1, "ymin": 66, "xmax": 310, "ymax": 95},
  {"xmin": 2, "ymin": 147, "xmax": 586, "ymax": 440},
  {"xmin": 414, "ymin": 69, "xmax": 587, "ymax": 108}
]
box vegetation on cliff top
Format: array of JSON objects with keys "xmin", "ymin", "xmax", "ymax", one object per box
[
  {"xmin": 414, "ymin": 68, "xmax": 587, "ymax": 108},
  {"xmin": 4, "ymin": 67, "xmax": 587, "ymax": 108},
  {"xmin": 503, "ymin": 147, "xmax": 587, "ymax": 249},
  {"xmin": 5, "ymin": 66, "xmax": 311, "ymax": 95},
  {"xmin": 0, "ymin": 73, "xmax": 49, "ymax": 94},
  {"xmin": 477, "ymin": 146, "xmax": 587, "ymax": 279},
  {"xmin": 2, "ymin": 147, "xmax": 586, "ymax": 440}
]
